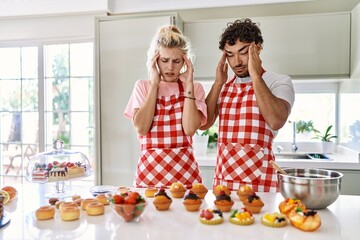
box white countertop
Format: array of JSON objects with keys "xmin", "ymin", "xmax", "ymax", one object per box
[{"xmin": 1, "ymin": 182, "xmax": 360, "ymax": 240}]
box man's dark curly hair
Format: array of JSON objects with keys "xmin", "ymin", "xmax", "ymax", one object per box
[{"xmin": 219, "ymin": 18, "xmax": 263, "ymax": 50}]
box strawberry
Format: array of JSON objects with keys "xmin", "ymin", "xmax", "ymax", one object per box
[
  {"xmin": 124, "ymin": 196, "xmax": 137, "ymax": 205},
  {"xmin": 113, "ymin": 194, "xmax": 124, "ymax": 204},
  {"xmin": 204, "ymin": 209, "xmax": 213, "ymax": 220},
  {"xmin": 200, "ymin": 209, "xmax": 205, "ymax": 218},
  {"xmin": 128, "ymin": 191, "xmax": 140, "ymax": 200}
]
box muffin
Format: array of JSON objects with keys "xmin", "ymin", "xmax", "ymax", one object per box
[
  {"xmin": 261, "ymin": 212, "xmax": 288, "ymax": 227},
  {"xmin": 153, "ymin": 189, "xmax": 172, "ymax": 211},
  {"xmin": 183, "ymin": 190, "xmax": 202, "ymax": 211},
  {"xmin": 236, "ymin": 185, "xmax": 255, "ymax": 202},
  {"xmin": 169, "ymin": 182, "xmax": 186, "ymax": 198},
  {"xmin": 213, "ymin": 190, "xmax": 234, "ymax": 212},
  {"xmin": 199, "ymin": 208, "xmax": 223, "ymax": 225},
  {"xmin": 278, "ymin": 198, "xmax": 306, "ymax": 217},
  {"xmin": 145, "ymin": 187, "xmax": 158, "ymax": 198},
  {"xmin": 213, "ymin": 184, "xmax": 231, "ymax": 196},
  {"xmin": 242, "ymin": 193, "xmax": 264, "ymax": 214},
  {"xmin": 191, "ymin": 183, "xmax": 208, "ymax": 199},
  {"xmin": 229, "ymin": 208, "xmax": 255, "ymax": 225}
]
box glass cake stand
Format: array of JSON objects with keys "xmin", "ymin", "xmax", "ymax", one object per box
[{"xmin": 26, "ymin": 139, "xmax": 92, "ymax": 198}]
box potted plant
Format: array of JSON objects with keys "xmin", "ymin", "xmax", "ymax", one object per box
[
  {"xmin": 313, "ymin": 125, "xmax": 338, "ymax": 153},
  {"xmin": 193, "ymin": 126, "xmax": 218, "ymax": 157}
]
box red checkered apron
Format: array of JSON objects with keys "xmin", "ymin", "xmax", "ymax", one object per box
[
  {"xmin": 213, "ymin": 75, "xmax": 278, "ymax": 192},
  {"xmin": 134, "ymin": 81, "xmax": 202, "ymax": 189}
]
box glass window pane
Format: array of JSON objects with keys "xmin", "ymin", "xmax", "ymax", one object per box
[
  {"xmin": 45, "ymin": 77, "xmax": 70, "ymax": 111},
  {"xmin": 45, "ymin": 111, "xmax": 70, "ymax": 146},
  {"xmin": 0, "ymin": 48, "xmax": 21, "ymax": 79},
  {"xmin": 22, "ymin": 112, "xmax": 39, "ymax": 143},
  {"xmin": 21, "ymin": 47, "xmax": 38, "ymax": 79},
  {"xmin": 1, "ymin": 112, "xmax": 15, "ymax": 142},
  {"xmin": 44, "ymin": 44, "xmax": 69, "ymax": 78},
  {"xmin": 340, "ymin": 93, "xmax": 360, "ymax": 151},
  {"xmin": 70, "ymin": 77, "xmax": 93, "ymax": 111},
  {"xmin": 70, "ymin": 112, "xmax": 92, "ymax": 145},
  {"xmin": 0, "ymin": 80, "xmax": 21, "ymax": 111},
  {"xmin": 22, "ymin": 79, "xmax": 38, "ymax": 111},
  {"xmin": 70, "ymin": 43, "xmax": 94, "ymax": 76}
]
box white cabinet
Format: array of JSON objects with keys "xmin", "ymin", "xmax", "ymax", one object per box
[
  {"xmin": 95, "ymin": 14, "xmax": 177, "ymax": 186},
  {"xmin": 185, "ymin": 13, "xmax": 350, "ymax": 79}
]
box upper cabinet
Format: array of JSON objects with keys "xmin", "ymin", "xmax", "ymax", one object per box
[{"xmin": 185, "ymin": 13, "xmax": 350, "ymax": 79}]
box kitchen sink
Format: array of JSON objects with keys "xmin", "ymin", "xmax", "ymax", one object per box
[{"xmin": 275, "ymin": 153, "xmax": 330, "ymax": 160}]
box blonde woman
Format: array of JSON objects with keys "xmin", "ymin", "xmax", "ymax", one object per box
[{"xmin": 124, "ymin": 25, "xmax": 207, "ymax": 188}]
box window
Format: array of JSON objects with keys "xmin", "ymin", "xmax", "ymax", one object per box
[{"xmin": 0, "ymin": 42, "xmax": 95, "ymax": 183}]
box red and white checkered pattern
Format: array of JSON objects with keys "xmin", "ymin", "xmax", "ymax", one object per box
[
  {"xmin": 135, "ymin": 81, "xmax": 202, "ymax": 189},
  {"xmin": 213, "ymin": 76, "xmax": 278, "ymax": 192}
]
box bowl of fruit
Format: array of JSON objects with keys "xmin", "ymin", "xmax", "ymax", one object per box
[{"xmin": 109, "ymin": 190, "xmax": 146, "ymax": 222}]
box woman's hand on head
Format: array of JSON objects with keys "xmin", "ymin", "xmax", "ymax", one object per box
[
  {"xmin": 179, "ymin": 55, "xmax": 194, "ymax": 84},
  {"xmin": 150, "ymin": 52, "xmax": 161, "ymax": 87}
]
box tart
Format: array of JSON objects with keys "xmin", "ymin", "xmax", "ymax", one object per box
[
  {"xmin": 279, "ymin": 198, "xmax": 306, "ymax": 217},
  {"xmin": 229, "ymin": 208, "xmax": 254, "ymax": 225},
  {"xmin": 191, "ymin": 183, "xmax": 208, "ymax": 199},
  {"xmin": 213, "ymin": 184, "xmax": 231, "ymax": 196},
  {"xmin": 183, "ymin": 190, "xmax": 202, "ymax": 211},
  {"xmin": 169, "ymin": 182, "xmax": 186, "ymax": 198},
  {"xmin": 242, "ymin": 193, "xmax": 264, "ymax": 214},
  {"xmin": 153, "ymin": 189, "xmax": 172, "ymax": 211},
  {"xmin": 288, "ymin": 207, "xmax": 321, "ymax": 232},
  {"xmin": 145, "ymin": 187, "xmax": 158, "ymax": 198},
  {"xmin": 213, "ymin": 190, "xmax": 234, "ymax": 212},
  {"xmin": 199, "ymin": 208, "xmax": 223, "ymax": 225},
  {"xmin": 261, "ymin": 212, "xmax": 288, "ymax": 227},
  {"xmin": 236, "ymin": 185, "xmax": 254, "ymax": 202}
]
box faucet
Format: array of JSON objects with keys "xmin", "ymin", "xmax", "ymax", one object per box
[{"xmin": 291, "ymin": 121, "xmax": 298, "ymax": 153}]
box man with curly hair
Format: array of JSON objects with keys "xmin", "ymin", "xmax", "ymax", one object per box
[{"xmin": 202, "ymin": 18, "xmax": 295, "ymax": 192}]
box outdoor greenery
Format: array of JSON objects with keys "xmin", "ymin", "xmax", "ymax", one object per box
[{"xmin": 296, "ymin": 120, "xmax": 315, "ymax": 134}]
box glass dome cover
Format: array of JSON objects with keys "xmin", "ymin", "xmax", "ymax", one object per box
[{"xmin": 26, "ymin": 139, "xmax": 91, "ymax": 183}]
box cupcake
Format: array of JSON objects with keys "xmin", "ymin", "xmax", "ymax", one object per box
[
  {"xmin": 236, "ymin": 185, "xmax": 255, "ymax": 202},
  {"xmin": 153, "ymin": 188, "xmax": 172, "ymax": 211},
  {"xmin": 183, "ymin": 190, "xmax": 202, "ymax": 212},
  {"xmin": 213, "ymin": 184, "xmax": 231, "ymax": 196},
  {"xmin": 145, "ymin": 187, "xmax": 158, "ymax": 198},
  {"xmin": 261, "ymin": 212, "xmax": 288, "ymax": 227},
  {"xmin": 229, "ymin": 208, "xmax": 255, "ymax": 225},
  {"xmin": 278, "ymin": 198, "xmax": 306, "ymax": 217},
  {"xmin": 213, "ymin": 190, "xmax": 234, "ymax": 212},
  {"xmin": 199, "ymin": 208, "xmax": 223, "ymax": 225},
  {"xmin": 169, "ymin": 182, "xmax": 186, "ymax": 198},
  {"xmin": 191, "ymin": 183, "xmax": 208, "ymax": 199},
  {"xmin": 242, "ymin": 193, "xmax": 264, "ymax": 214}
]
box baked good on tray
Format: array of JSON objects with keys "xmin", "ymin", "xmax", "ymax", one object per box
[
  {"xmin": 190, "ymin": 183, "xmax": 208, "ymax": 199},
  {"xmin": 242, "ymin": 193, "xmax": 264, "ymax": 214},
  {"xmin": 153, "ymin": 188, "xmax": 172, "ymax": 211},
  {"xmin": 236, "ymin": 185, "xmax": 255, "ymax": 202},
  {"xmin": 279, "ymin": 198, "xmax": 306, "ymax": 217},
  {"xmin": 229, "ymin": 208, "xmax": 254, "ymax": 225},
  {"xmin": 183, "ymin": 190, "xmax": 202, "ymax": 211},
  {"xmin": 261, "ymin": 212, "xmax": 288, "ymax": 227},
  {"xmin": 169, "ymin": 182, "xmax": 186, "ymax": 198},
  {"xmin": 145, "ymin": 187, "xmax": 158, "ymax": 198},
  {"xmin": 213, "ymin": 184, "xmax": 231, "ymax": 196},
  {"xmin": 214, "ymin": 190, "xmax": 234, "ymax": 212},
  {"xmin": 288, "ymin": 207, "xmax": 321, "ymax": 232},
  {"xmin": 35, "ymin": 206, "xmax": 55, "ymax": 220},
  {"xmin": 199, "ymin": 208, "xmax": 223, "ymax": 225},
  {"xmin": 60, "ymin": 206, "xmax": 80, "ymax": 221}
]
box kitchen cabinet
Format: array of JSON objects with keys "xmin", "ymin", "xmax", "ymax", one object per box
[
  {"xmin": 95, "ymin": 13, "xmax": 178, "ymax": 186},
  {"xmin": 185, "ymin": 12, "xmax": 350, "ymax": 79}
]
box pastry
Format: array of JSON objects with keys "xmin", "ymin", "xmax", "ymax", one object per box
[
  {"xmin": 55, "ymin": 200, "xmax": 65, "ymax": 209},
  {"xmin": 96, "ymin": 194, "xmax": 109, "ymax": 205},
  {"xmin": 236, "ymin": 185, "xmax": 254, "ymax": 202},
  {"xmin": 72, "ymin": 195, "xmax": 81, "ymax": 201},
  {"xmin": 59, "ymin": 202, "xmax": 78, "ymax": 210},
  {"xmin": 169, "ymin": 182, "xmax": 186, "ymax": 198},
  {"xmin": 1, "ymin": 186, "xmax": 17, "ymax": 200},
  {"xmin": 67, "ymin": 165, "xmax": 86, "ymax": 179},
  {"xmin": 229, "ymin": 208, "xmax": 255, "ymax": 225},
  {"xmin": 74, "ymin": 198, "xmax": 83, "ymax": 206},
  {"xmin": 60, "ymin": 206, "xmax": 80, "ymax": 221},
  {"xmin": 183, "ymin": 190, "xmax": 202, "ymax": 211},
  {"xmin": 0, "ymin": 190, "xmax": 10, "ymax": 205},
  {"xmin": 199, "ymin": 208, "xmax": 223, "ymax": 225},
  {"xmin": 153, "ymin": 189, "xmax": 172, "ymax": 211},
  {"xmin": 48, "ymin": 197, "xmax": 59, "ymax": 205},
  {"xmin": 191, "ymin": 183, "xmax": 208, "ymax": 199},
  {"xmin": 213, "ymin": 184, "xmax": 231, "ymax": 196},
  {"xmin": 279, "ymin": 198, "xmax": 306, "ymax": 217},
  {"xmin": 35, "ymin": 206, "xmax": 55, "ymax": 220},
  {"xmin": 288, "ymin": 207, "xmax": 321, "ymax": 232},
  {"xmin": 81, "ymin": 198, "xmax": 98, "ymax": 210},
  {"xmin": 214, "ymin": 190, "xmax": 234, "ymax": 212},
  {"xmin": 261, "ymin": 212, "xmax": 288, "ymax": 227},
  {"xmin": 86, "ymin": 202, "xmax": 105, "ymax": 216},
  {"xmin": 145, "ymin": 187, "xmax": 158, "ymax": 198},
  {"xmin": 242, "ymin": 193, "xmax": 264, "ymax": 214}
]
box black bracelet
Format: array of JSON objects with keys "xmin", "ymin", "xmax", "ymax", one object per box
[{"xmin": 184, "ymin": 96, "xmax": 196, "ymax": 100}]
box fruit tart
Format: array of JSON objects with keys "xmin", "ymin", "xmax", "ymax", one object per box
[
  {"xmin": 288, "ymin": 207, "xmax": 321, "ymax": 232},
  {"xmin": 279, "ymin": 198, "xmax": 306, "ymax": 217},
  {"xmin": 229, "ymin": 208, "xmax": 254, "ymax": 225},
  {"xmin": 199, "ymin": 208, "xmax": 223, "ymax": 225},
  {"xmin": 261, "ymin": 212, "xmax": 288, "ymax": 228}
]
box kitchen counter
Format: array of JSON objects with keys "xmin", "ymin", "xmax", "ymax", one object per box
[{"xmin": 1, "ymin": 182, "xmax": 359, "ymax": 240}]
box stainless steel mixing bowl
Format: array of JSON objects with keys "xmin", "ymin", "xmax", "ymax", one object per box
[{"xmin": 277, "ymin": 168, "xmax": 343, "ymax": 209}]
